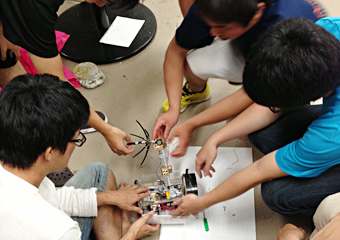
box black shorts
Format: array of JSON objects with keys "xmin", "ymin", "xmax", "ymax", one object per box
[{"xmin": 0, "ymin": 50, "xmax": 17, "ymax": 69}]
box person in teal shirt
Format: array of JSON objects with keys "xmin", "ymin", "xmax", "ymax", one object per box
[{"xmin": 171, "ymin": 17, "xmax": 340, "ymax": 222}]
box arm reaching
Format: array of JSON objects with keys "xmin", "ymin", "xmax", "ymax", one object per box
[
  {"xmin": 168, "ymin": 87, "xmax": 253, "ymax": 157},
  {"xmin": 153, "ymin": 37, "xmax": 190, "ymax": 139},
  {"xmin": 96, "ymin": 184, "xmax": 150, "ymax": 214},
  {"xmin": 28, "ymin": 53, "xmax": 135, "ymax": 155},
  {"xmin": 172, "ymin": 151, "xmax": 288, "ymax": 216},
  {"xmin": 196, "ymin": 103, "xmax": 281, "ymax": 178}
]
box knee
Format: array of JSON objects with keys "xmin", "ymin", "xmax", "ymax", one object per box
[
  {"xmin": 248, "ymin": 131, "xmax": 277, "ymax": 155},
  {"xmin": 106, "ymin": 170, "xmax": 117, "ymax": 191},
  {"xmin": 261, "ymin": 181, "xmax": 315, "ymax": 218},
  {"xmin": 261, "ymin": 181, "xmax": 286, "ymax": 214},
  {"xmin": 184, "ymin": 60, "xmax": 195, "ymax": 78},
  {"xmin": 313, "ymin": 193, "xmax": 340, "ymax": 230},
  {"xmin": 86, "ymin": 162, "xmax": 107, "ymax": 174}
]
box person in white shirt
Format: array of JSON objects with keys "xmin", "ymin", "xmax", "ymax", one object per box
[{"xmin": 0, "ymin": 74, "xmax": 159, "ymax": 240}]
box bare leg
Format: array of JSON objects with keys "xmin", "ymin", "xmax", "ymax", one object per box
[
  {"xmin": 92, "ymin": 170, "xmax": 123, "ymax": 240},
  {"xmin": 0, "ymin": 61, "xmax": 26, "ymax": 88},
  {"xmin": 184, "ymin": 60, "xmax": 207, "ymax": 92},
  {"xmin": 120, "ymin": 182, "xmax": 132, "ymax": 236}
]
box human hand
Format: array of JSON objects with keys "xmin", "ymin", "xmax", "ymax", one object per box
[
  {"xmin": 277, "ymin": 224, "xmax": 306, "ymax": 240},
  {"xmin": 312, "ymin": 213, "xmax": 340, "ymax": 240},
  {"xmin": 125, "ymin": 211, "xmax": 160, "ymax": 240},
  {"xmin": 195, "ymin": 140, "xmax": 217, "ymax": 178},
  {"xmin": 109, "ymin": 183, "xmax": 150, "ymax": 214},
  {"xmin": 0, "ymin": 23, "xmax": 20, "ymax": 61},
  {"xmin": 102, "ymin": 126, "xmax": 135, "ymax": 156},
  {"xmin": 171, "ymin": 194, "xmax": 203, "ymax": 217},
  {"xmin": 152, "ymin": 111, "xmax": 179, "ymax": 139},
  {"xmin": 168, "ymin": 121, "xmax": 194, "ymax": 157}
]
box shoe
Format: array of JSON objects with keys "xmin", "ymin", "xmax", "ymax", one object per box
[
  {"xmin": 80, "ymin": 111, "xmax": 108, "ymax": 134},
  {"xmin": 46, "ymin": 167, "xmax": 74, "ymax": 187},
  {"xmin": 162, "ymin": 82, "xmax": 211, "ymax": 113}
]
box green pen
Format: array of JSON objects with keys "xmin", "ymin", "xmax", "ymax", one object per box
[{"xmin": 203, "ymin": 211, "xmax": 209, "ymax": 231}]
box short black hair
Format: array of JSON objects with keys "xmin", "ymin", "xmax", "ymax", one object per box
[
  {"xmin": 0, "ymin": 74, "xmax": 90, "ymax": 169},
  {"xmin": 243, "ymin": 17, "xmax": 340, "ymax": 108},
  {"xmin": 196, "ymin": 0, "xmax": 271, "ymax": 27},
  {"xmin": 108, "ymin": 0, "xmax": 139, "ymax": 10}
]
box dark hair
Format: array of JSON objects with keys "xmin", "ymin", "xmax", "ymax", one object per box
[
  {"xmin": 0, "ymin": 74, "xmax": 90, "ymax": 169},
  {"xmin": 196, "ymin": 0, "xmax": 271, "ymax": 27},
  {"xmin": 108, "ymin": 0, "xmax": 139, "ymax": 10},
  {"xmin": 243, "ymin": 17, "xmax": 340, "ymax": 108}
]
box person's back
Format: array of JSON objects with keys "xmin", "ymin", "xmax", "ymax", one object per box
[{"xmin": 0, "ymin": 172, "xmax": 80, "ymax": 239}]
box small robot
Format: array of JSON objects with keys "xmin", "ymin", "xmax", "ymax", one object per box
[{"xmin": 128, "ymin": 121, "xmax": 198, "ymax": 224}]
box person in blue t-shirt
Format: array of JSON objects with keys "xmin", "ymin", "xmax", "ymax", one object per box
[
  {"xmin": 152, "ymin": 0, "xmax": 326, "ymax": 154},
  {"xmin": 170, "ymin": 17, "xmax": 340, "ymax": 220}
]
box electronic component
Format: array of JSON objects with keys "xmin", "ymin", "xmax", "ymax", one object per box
[
  {"xmin": 135, "ymin": 169, "xmax": 198, "ymax": 224},
  {"xmin": 129, "ymin": 121, "xmax": 198, "ymax": 224}
]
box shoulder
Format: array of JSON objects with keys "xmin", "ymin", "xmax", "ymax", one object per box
[
  {"xmin": 175, "ymin": 3, "xmax": 213, "ymax": 49},
  {"xmin": 316, "ymin": 17, "xmax": 340, "ymax": 41}
]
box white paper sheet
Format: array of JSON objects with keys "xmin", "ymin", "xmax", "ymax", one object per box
[
  {"xmin": 99, "ymin": 16, "xmax": 145, "ymax": 47},
  {"xmin": 160, "ymin": 147, "xmax": 256, "ymax": 240}
]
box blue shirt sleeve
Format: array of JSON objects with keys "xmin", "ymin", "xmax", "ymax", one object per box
[{"xmin": 175, "ymin": 3, "xmax": 214, "ymax": 50}]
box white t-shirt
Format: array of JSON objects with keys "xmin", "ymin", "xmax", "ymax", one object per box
[{"xmin": 0, "ymin": 163, "xmax": 97, "ymax": 240}]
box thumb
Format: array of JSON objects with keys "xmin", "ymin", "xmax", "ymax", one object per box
[
  {"xmin": 163, "ymin": 125, "xmax": 171, "ymax": 139},
  {"xmin": 140, "ymin": 210, "xmax": 155, "ymax": 223},
  {"xmin": 124, "ymin": 147, "xmax": 135, "ymax": 154},
  {"xmin": 124, "ymin": 134, "xmax": 132, "ymax": 143},
  {"xmin": 152, "ymin": 122, "xmax": 162, "ymax": 139}
]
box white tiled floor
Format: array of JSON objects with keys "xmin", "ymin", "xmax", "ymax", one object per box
[{"xmin": 59, "ymin": 0, "xmax": 340, "ymax": 239}]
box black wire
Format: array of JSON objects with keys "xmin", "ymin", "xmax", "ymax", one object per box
[
  {"xmin": 130, "ymin": 133, "xmax": 147, "ymax": 141},
  {"xmin": 136, "ymin": 120, "xmax": 150, "ymax": 140},
  {"xmin": 140, "ymin": 144, "xmax": 150, "ymax": 165},
  {"xmin": 130, "ymin": 120, "xmax": 152, "ymax": 164},
  {"xmin": 132, "ymin": 144, "xmax": 148, "ymax": 158}
]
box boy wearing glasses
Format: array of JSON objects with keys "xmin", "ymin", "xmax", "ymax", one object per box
[
  {"xmin": 171, "ymin": 17, "xmax": 340, "ymax": 227},
  {"xmin": 0, "ymin": 74, "xmax": 159, "ymax": 240}
]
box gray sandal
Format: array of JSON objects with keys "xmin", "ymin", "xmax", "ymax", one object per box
[{"xmin": 47, "ymin": 167, "xmax": 74, "ymax": 187}]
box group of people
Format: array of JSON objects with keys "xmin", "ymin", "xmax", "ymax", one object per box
[{"xmin": 0, "ymin": 0, "xmax": 340, "ymax": 239}]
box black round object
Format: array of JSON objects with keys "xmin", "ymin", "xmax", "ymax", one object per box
[
  {"xmin": 55, "ymin": 2, "xmax": 157, "ymax": 64},
  {"xmin": 0, "ymin": 50, "xmax": 17, "ymax": 69}
]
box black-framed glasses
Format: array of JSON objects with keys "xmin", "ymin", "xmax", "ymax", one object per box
[
  {"xmin": 268, "ymin": 106, "xmax": 282, "ymax": 113},
  {"xmin": 69, "ymin": 132, "xmax": 87, "ymax": 147}
]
